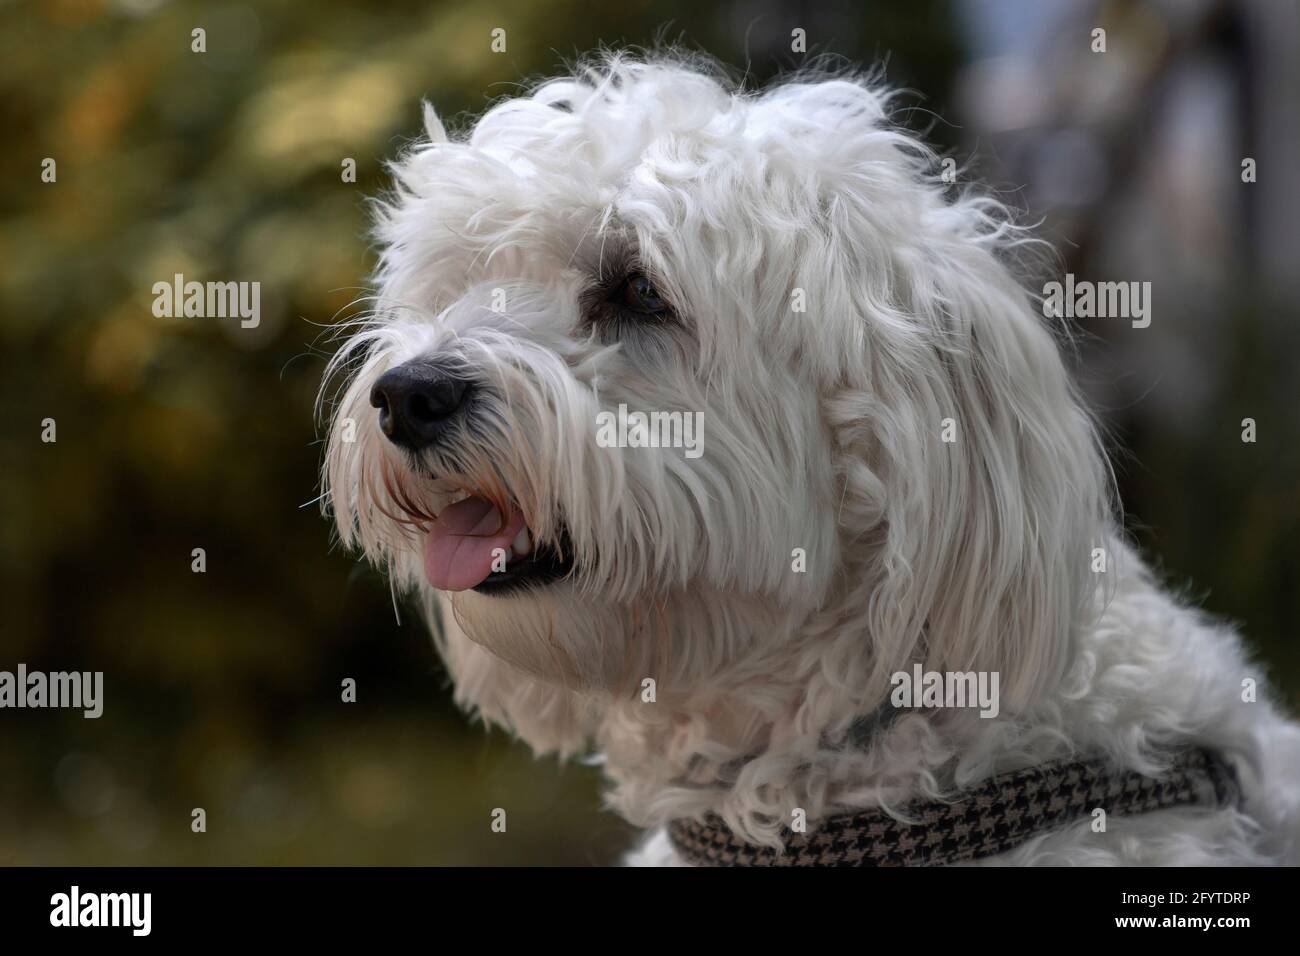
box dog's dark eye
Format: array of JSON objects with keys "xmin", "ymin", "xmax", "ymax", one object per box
[{"xmin": 611, "ymin": 272, "xmax": 673, "ymax": 318}]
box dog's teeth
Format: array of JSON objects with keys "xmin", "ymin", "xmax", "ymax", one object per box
[{"xmin": 512, "ymin": 527, "xmax": 532, "ymax": 556}]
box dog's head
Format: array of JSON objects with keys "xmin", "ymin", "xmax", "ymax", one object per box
[{"xmin": 321, "ymin": 56, "xmax": 1111, "ymax": 755}]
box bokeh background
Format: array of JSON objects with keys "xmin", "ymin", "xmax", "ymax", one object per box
[{"xmin": 2, "ymin": 0, "xmax": 1296, "ymax": 865}]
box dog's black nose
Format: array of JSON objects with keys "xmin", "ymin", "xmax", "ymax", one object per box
[{"xmin": 370, "ymin": 362, "xmax": 470, "ymax": 451}]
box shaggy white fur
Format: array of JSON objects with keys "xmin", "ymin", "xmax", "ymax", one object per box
[{"xmin": 320, "ymin": 54, "xmax": 1300, "ymax": 866}]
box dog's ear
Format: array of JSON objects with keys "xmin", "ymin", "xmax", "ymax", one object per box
[
  {"xmin": 841, "ymin": 235, "xmax": 1114, "ymax": 713},
  {"xmin": 782, "ymin": 77, "xmax": 1114, "ymax": 713},
  {"xmin": 421, "ymin": 100, "xmax": 448, "ymax": 144}
]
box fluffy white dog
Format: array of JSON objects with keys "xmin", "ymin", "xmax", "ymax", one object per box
[{"xmin": 321, "ymin": 54, "xmax": 1300, "ymax": 865}]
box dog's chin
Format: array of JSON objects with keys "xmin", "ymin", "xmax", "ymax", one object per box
[
  {"xmin": 440, "ymin": 569, "xmax": 782, "ymax": 697},
  {"xmin": 439, "ymin": 576, "xmax": 625, "ymax": 690},
  {"xmin": 470, "ymin": 541, "xmax": 575, "ymax": 595}
]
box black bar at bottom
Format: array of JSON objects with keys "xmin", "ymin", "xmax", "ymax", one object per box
[{"xmin": 0, "ymin": 865, "xmax": 1285, "ymax": 942}]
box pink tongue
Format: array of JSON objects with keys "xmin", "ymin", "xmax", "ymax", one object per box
[{"xmin": 423, "ymin": 496, "xmax": 526, "ymax": 591}]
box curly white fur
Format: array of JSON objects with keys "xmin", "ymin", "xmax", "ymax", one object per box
[{"xmin": 320, "ymin": 53, "xmax": 1300, "ymax": 865}]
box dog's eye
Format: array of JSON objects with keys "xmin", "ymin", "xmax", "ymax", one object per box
[{"xmin": 611, "ymin": 272, "xmax": 673, "ymax": 318}]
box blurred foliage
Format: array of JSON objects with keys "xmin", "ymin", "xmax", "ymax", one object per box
[
  {"xmin": 1112, "ymin": 295, "xmax": 1300, "ymax": 706},
  {"xmin": 0, "ymin": 0, "xmax": 960, "ymax": 864}
]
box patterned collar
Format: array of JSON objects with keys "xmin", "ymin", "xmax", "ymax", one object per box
[{"xmin": 667, "ymin": 747, "xmax": 1239, "ymax": 866}]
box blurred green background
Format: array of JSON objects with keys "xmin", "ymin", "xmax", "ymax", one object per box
[{"xmin": 1, "ymin": 0, "xmax": 1295, "ymax": 864}]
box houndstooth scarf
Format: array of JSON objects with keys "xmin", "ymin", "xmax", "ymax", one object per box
[{"xmin": 667, "ymin": 747, "xmax": 1240, "ymax": 867}]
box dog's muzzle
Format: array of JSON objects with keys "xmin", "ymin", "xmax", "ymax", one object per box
[{"xmin": 368, "ymin": 359, "xmax": 577, "ymax": 595}]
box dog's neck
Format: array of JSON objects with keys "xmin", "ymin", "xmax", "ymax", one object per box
[
  {"xmin": 593, "ymin": 621, "xmax": 1006, "ymax": 843},
  {"xmin": 591, "ymin": 541, "xmax": 1210, "ymax": 850}
]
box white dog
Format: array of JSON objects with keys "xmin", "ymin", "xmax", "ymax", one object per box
[{"xmin": 321, "ymin": 54, "xmax": 1300, "ymax": 865}]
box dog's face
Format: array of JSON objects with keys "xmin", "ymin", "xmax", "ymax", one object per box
[{"xmin": 323, "ymin": 59, "xmax": 1109, "ymax": 720}]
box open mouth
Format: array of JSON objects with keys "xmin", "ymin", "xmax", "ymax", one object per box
[{"xmin": 422, "ymin": 494, "xmax": 574, "ymax": 595}]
